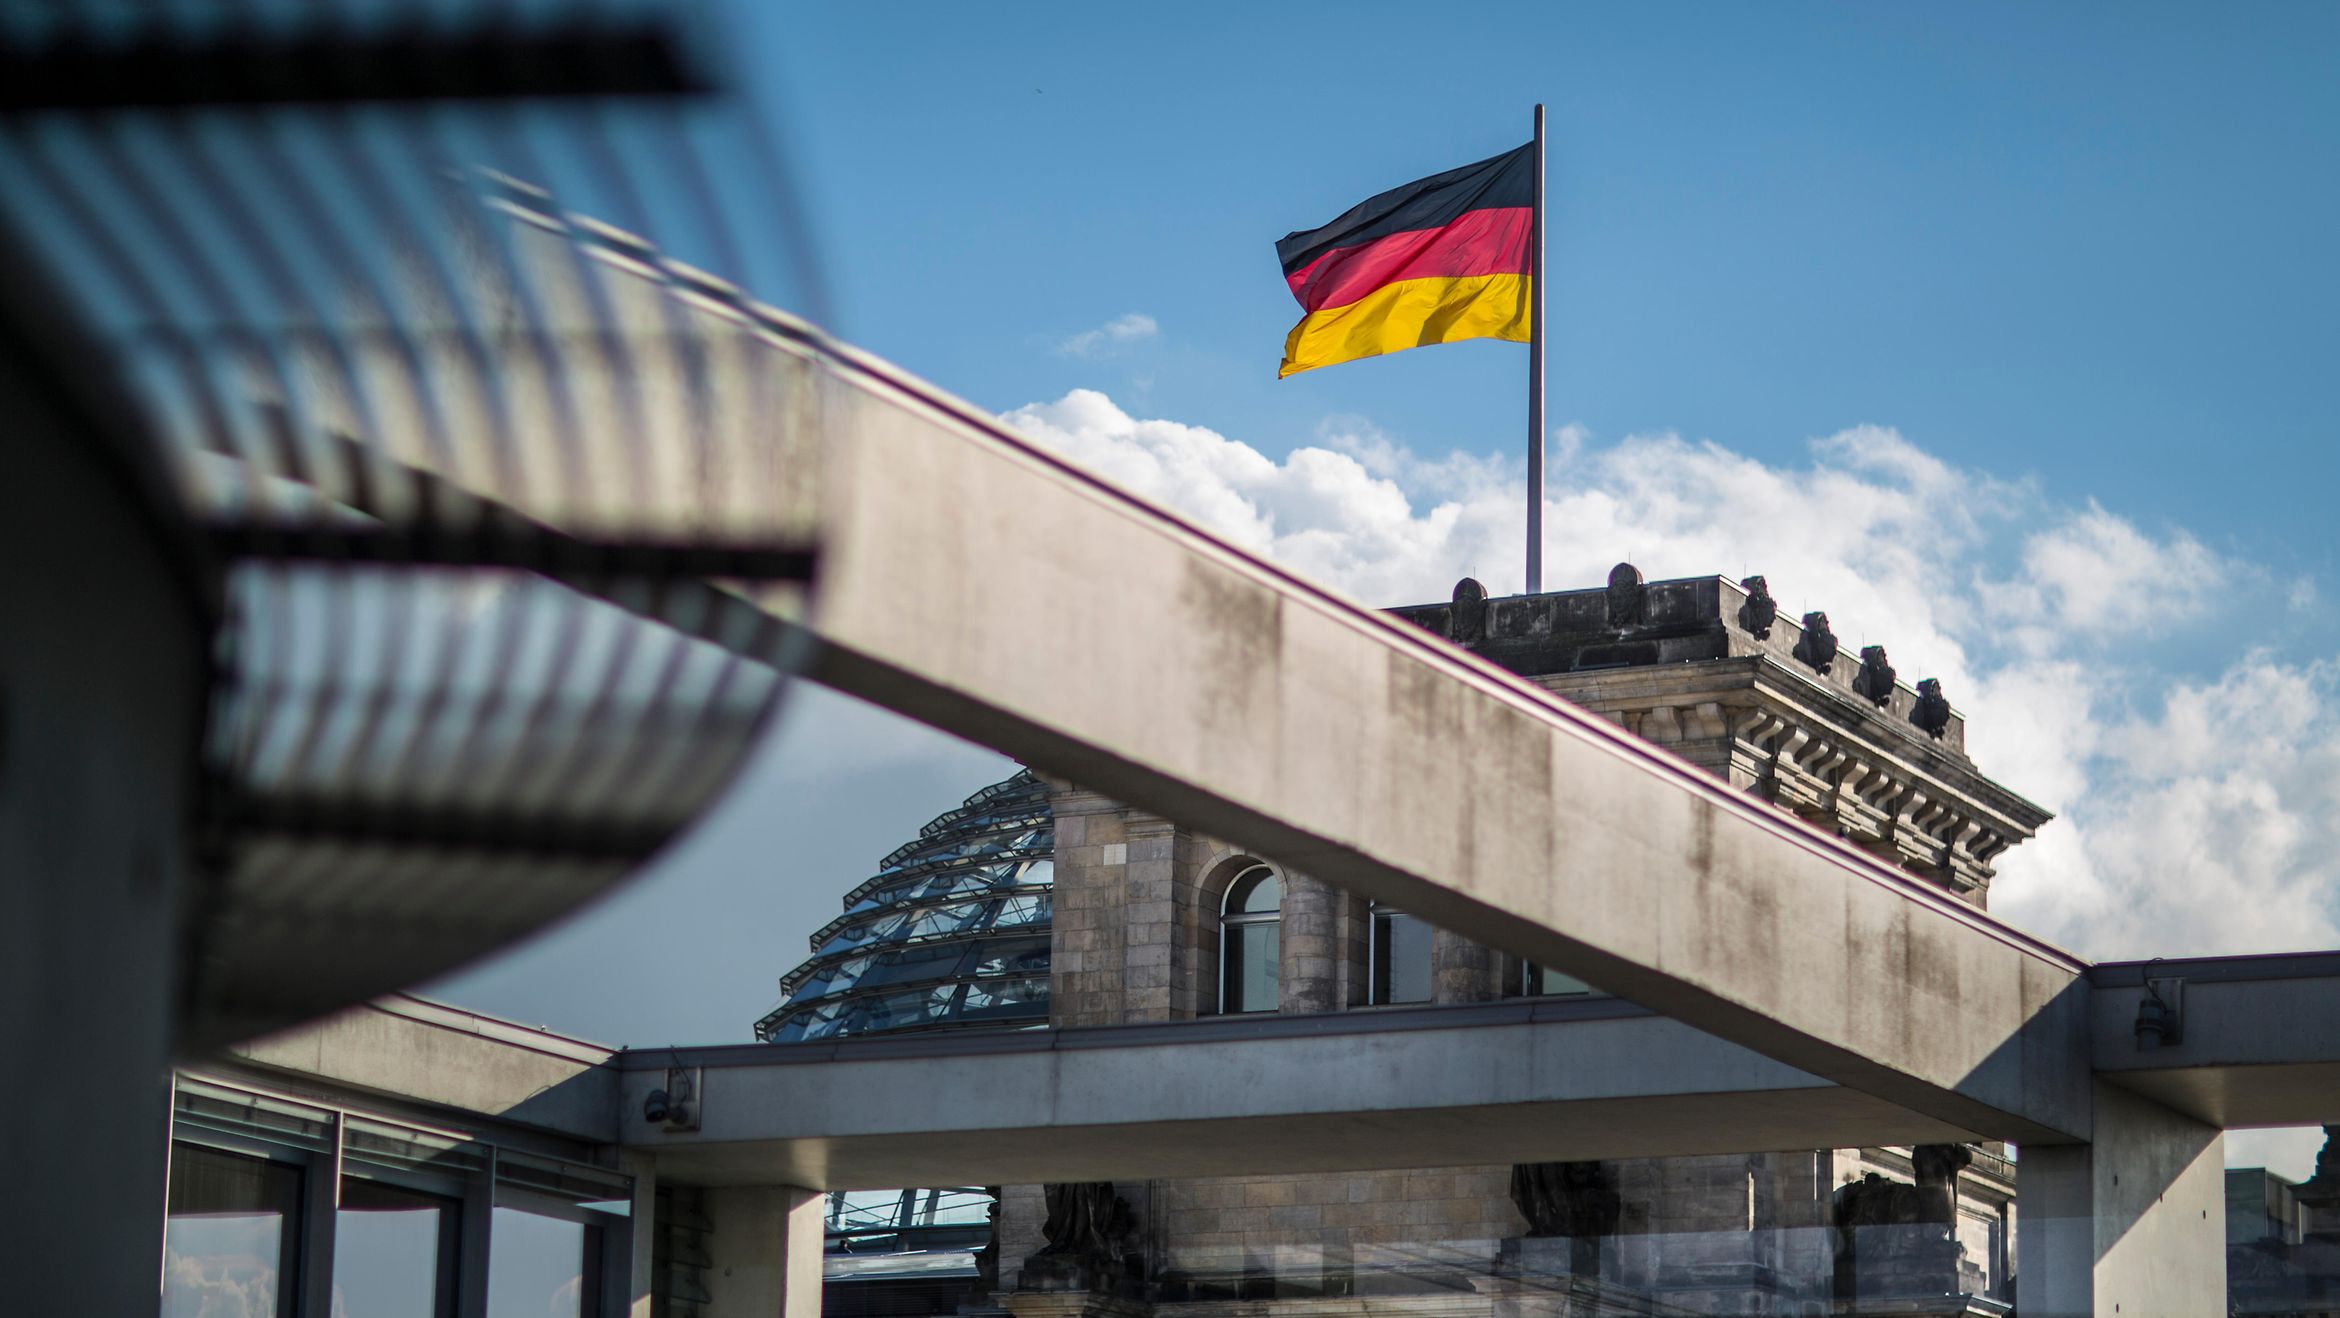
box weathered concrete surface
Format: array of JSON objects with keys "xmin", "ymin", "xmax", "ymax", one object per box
[
  {"xmin": 2092, "ymin": 954, "xmax": 2340, "ymax": 1127},
  {"xmin": 228, "ymin": 994, "xmax": 619, "ymax": 1142},
  {"xmin": 2017, "ymin": 1080, "xmax": 2226, "ymax": 1318},
  {"xmin": 703, "ymin": 1185, "xmax": 825, "ymax": 1318},
  {"xmin": 768, "ymin": 338, "xmax": 2093, "ymax": 1143},
  {"xmin": 0, "ymin": 341, "xmax": 212, "ymax": 1317},
  {"xmin": 619, "ymin": 1001, "xmax": 1979, "ymax": 1189}
]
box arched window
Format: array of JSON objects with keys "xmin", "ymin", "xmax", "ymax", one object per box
[
  {"xmin": 1369, "ymin": 902, "xmax": 1433, "ymax": 1005},
  {"xmin": 1219, "ymin": 865, "xmax": 1281, "ymax": 1014}
]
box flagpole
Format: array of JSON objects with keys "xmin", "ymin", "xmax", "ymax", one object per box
[{"xmin": 1526, "ymin": 104, "xmax": 1546, "ymax": 595}]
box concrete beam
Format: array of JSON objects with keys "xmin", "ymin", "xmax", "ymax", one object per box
[
  {"xmin": 618, "ymin": 1001, "xmax": 1981, "ymax": 1189},
  {"xmin": 225, "ymin": 994, "xmax": 619, "ymax": 1143},
  {"xmin": 766, "ymin": 335, "xmax": 2093, "ymax": 1143},
  {"xmin": 2093, "ymin": 953, "xmax": 2340, "ymax": 1127}
]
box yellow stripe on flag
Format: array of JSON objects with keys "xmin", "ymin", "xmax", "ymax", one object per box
[{"xmin": 1277, "ymin": 273, "xmax": 1531, "ymax": 378}]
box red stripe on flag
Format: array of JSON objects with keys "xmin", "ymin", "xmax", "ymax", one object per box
[{"xmin": 1284, "ymin": 206, "xmax": 1532, "ymax": 314}]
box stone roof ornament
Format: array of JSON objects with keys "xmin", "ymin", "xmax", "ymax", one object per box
[
  {"xmin": 1793, "ymin": 611, "xmax": 1838, "ymax": 674},
  {"xmin": 1913, "ymin": 679, "xmax": 1952, "ymax": 739},
  {"xmin": 1853, "ymin": 646, "xmax": 1896, "ymax": 707},
  {"xmin": 1605, "ymin": 562, "xmax": 1645, "ymax": 627},
  {"xmin": 1737, "ymin": 575, "xmax": 1777, "ymax": 639},
  {"xmin": 1449, "ymin": 576, "xmax": 1489, "ymax": 645}
]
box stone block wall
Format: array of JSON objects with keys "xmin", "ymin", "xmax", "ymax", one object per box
[
  {"xmin": 1157, "ymin": 1168, "xmax": 1524, "ymax": 1287},
  {"xmin": 1050, "ymin": 793, "xmax": 1134, "ymax": 1028}
]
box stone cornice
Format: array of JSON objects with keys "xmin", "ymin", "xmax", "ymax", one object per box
[{"xmin": 1538, "ymin": 656, "xmax": 2052, "ymax": 903}]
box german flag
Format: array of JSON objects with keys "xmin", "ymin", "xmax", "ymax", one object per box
[{"xmin": 1275, "ymin": 144, "xmax": 1534, "ymax": 378}]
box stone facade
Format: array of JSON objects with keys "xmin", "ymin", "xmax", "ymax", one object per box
[{"xmin": 1001, "ymin": 570, "xmax": 2050, "ymax": 1318}]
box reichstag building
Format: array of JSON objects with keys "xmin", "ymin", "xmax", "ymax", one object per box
[{"xmin": 764, "ymin": 567, "xmax": 2061, "ymax": 1316}]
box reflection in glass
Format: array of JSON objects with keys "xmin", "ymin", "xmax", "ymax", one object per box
[
  {"xmin": 163, "ymin": 1144, "xmax": 302, "ymax": 1318},
  {"xmin": 336, "ymin": 1179, "xmax": 458, "ymax": 1318},
  {"xmin": 1225, "ymin": 866, "xmax": 1280, "ymax": 914},
  {"xmin": 1221, "ymin": 866, "xmax": 1282, "ymax": 1014},
  {"xmin": 1370, "ymin": 904, "xmax": 1433, "ymax": 1005},
  {"xmin": 759, "ymin": 770, "xmax": 1057, "ymax": 1043},
  {"xmin": 487, "ymin": 1207, "xmax": 589, "ymax": 1318}
]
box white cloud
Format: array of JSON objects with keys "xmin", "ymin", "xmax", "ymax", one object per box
[
  {"xmin": 1984, "ymin": 501, "xmax": 2226, "ymax": 656},
  {"xmin": 1056, "ymin": 312, "xmax": 1158, "ymax": 358},
  {"xmin": 1002, "ymin": 387, "xmax": 2340, "ymax": 973},
  {"xmin": 2229, "ymin": 1126, "xmax": 2328, "ymax": 1184}
]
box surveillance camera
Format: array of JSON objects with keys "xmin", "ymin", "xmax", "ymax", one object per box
[{"xmin": 643, "ymin": 1088, "xmax": 671, "ymax": 1124}]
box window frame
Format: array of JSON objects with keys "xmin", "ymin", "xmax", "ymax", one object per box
[
  {"xmin": 1217, "ymin": 863, "xmax": 1283, "ymax": 1015},
  {"xmin": 164, "ymin": 1074, "xmax": 634, "ymax": 1318},
  {"xmin": 1367, "ymin": 901, "xmax": 1435, "ymax": 1006}
]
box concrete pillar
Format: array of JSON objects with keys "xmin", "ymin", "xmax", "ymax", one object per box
[
  {"xmin": 624, "ymin": 1154, "xmax": 658, "ymax": 1318},
  {"xmin": 703, "ymin": 1186, "xmax": 826, "ymax": 1318},
  {"xmin": 1279, "ymin": 871, "xmax": 1339, "ymax": 1014},
  {"xmin": 2016, "ymin": 1081, "xmax": 2225, "ymax": 1317},
  {"xmin": 1432, "ymin": 929, "xmax": 1500, "ymax": 1004},
  {"xmin": 0, "ymin": 336, "xmax": 207, "ymax": 1312}
]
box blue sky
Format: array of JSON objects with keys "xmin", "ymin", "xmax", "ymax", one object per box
[
  {"xmin": 747, "ymin": 1, "xmax": 2339, "ymax": 581},
  {"xmin": 439, "ymin": 0, "xmax": 2340, "ymax": 1171}
]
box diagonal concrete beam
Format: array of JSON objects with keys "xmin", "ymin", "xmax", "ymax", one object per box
[
  {"xmin": 256, "ymin": 302, "xmax": 2093, "ymax": 1144},
  {"xmin": 775, "ymin": 338, "xmax": 2094, "ymax": 1144},
  {"xmin": 617, "ymin": 1001, "xmax": 1982, "ymax": 1189}
]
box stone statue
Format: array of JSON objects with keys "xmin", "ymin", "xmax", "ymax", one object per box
[
  {"xmin": 1910, "ymin": 1142, "xmax": 1973, "ymax": 1223},
  {"xmin": 1036, "ymin": 1181, "xmax": 1134, "ymax": 1261},
  {"xmin": 1449, "ymin": 576, "xmax": 1489, "ymax": 645},
  {"xmin": 1832, "ymin": 1145, "xmax": 1972, "ymax": 1299},
  {"xmin": 1912, "ymin": 679, "xmax": 1951, "ymax": 739},
  {"xmin": 1852, "ymin": 645, "xmax": 1896, "ymax": 707},
  {"xmin": 1737, "ymin": 575, "xmax": 1777, "ymax": 639},
  {"xmin": 2315, "ymin": 1125, "xmax": 2340, "ymax": 1187},
  {"xmin": 1605, "ymin": 562, "xmax": 1645, "ymax": 627},
  {"xmin": 1510, "ymin": 1160, "xmax": 1621, "ymax": 1238},
  {"xmin": 1511, "ymin": 1160, "xmax": 1621, "ymax": 1279},
  {"xmin": 1794, "ymin": 610, "xmax": 1838, "ymax": 674},
  {"xmin": 1833, "ymin": 1172, "xmax": 1916, "ymax": 1233},
  {"xmin": 2296, "ymin": 1126, "xmax": 2340, "ymax": 1212},
  {"xmin": 972, "ymin": 1188, "xmax": 1002, "ymax": 1289}
]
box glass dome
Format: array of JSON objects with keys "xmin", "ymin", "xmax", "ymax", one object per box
[{"xmin": 756, "ymin": 770, "xmax": 1053, "ymax": 1043}]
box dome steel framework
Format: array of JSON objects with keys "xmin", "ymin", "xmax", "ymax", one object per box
[{"xmin": 757, "ymin": 770, "xmax": 1054, "ymax": 1044}]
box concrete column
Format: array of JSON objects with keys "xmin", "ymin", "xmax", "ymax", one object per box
[
  {"xmin": 1279, "ymin": 871, "xmax": 1339, "ymax": 1014},
  {"xmin": 0, "ymin": 342, "xmax": 207, "ymax": 1313},
  {"xmin": 2016, "ymin": 1081, "xmax": 2225, "ymax": 1317},
  {"xmin": 1432, "ymin": 929, "xmax": 1500, "ymax": 1004},
  {"xmin": 703, "ymin": 1186, "xmax": 826, "ymax": 1318},
  {"xmin": 623, "ymin": 1154, "xmax": 658, "ymax": 1318}
]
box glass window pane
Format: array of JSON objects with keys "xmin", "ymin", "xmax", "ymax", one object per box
[
  {"xmin": 163, "ymin": 1143, "xmax": 302, "ymax": 1318},
  {"xmin": 487, "ymin": 1207, "xmax": 587, "ymax": 1318},
  {"xmin": 1530, "ymin": 964, "xmax": 1592, "ymax": 996},
  {"xmin": 1225, "ymin": 921, "xmax": 1279, "ymax": 1013},
  {"xmin": 1373, "ymin": 911, "xmax": 1433, "ymax": 1005},
  {"xmin": 336, "ymin": 1179, "xmax": 458, "ymax": 1318},
  {"xmin": 1227, "ymin": 867, "xmax": 1280, "ymax": 914}
]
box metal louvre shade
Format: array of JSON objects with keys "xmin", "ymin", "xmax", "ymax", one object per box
[{"xmin": 0, "ymin": 3, "xmax": 828, "ymax": 1048}]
